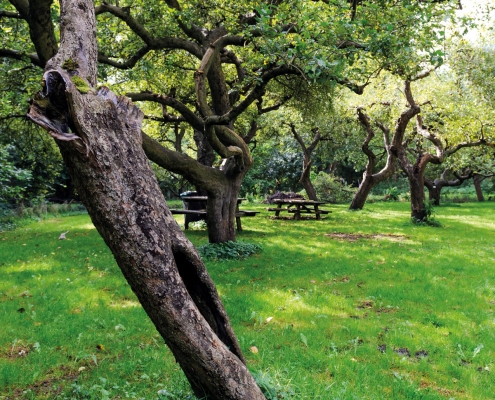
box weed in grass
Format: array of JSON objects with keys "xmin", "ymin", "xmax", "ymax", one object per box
[{"xmin": 199, "ymin": 240, "xmax": 262, "ymax": 260}]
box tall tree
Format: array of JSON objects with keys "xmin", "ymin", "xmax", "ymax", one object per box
[{"xmin": 25, "ymin": 0, "xmax": 265, "ymax": 398}]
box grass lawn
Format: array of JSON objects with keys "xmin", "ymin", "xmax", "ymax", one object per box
[{"xmin": 1, "ymin": 201, "xmax": 494, "ymax": 399}]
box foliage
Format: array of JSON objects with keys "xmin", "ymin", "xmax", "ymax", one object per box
[
  {"xmin": 198, "ymin": 241, "xmax": 262, "ymax": 261},
  {"xmin": 242, "ymin": 142, "xmax": 303, "ymax": 197},
  {"xmin": 383, "ymin": 187, "xmax": 400, "ymax": 201},
  {"xmin": 313, "ymin": 172, "xmax": 356, "ymax": 203},
  {"xmin": 0, "ymin": 145, "xmax": 32, "ymax": 205}
]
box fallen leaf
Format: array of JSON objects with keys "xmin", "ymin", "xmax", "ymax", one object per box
[{"xmin": 249, "ymin": 346, "xmax": 259, "ymax": 354}]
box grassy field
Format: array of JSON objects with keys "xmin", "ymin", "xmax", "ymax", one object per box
[{"xmin": 1, "ymin": 201, "xmax": 494, "ymax": 399}]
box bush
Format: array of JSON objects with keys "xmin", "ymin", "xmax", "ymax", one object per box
[
  {"xmin": 313, "ymin": 173, "xmax": 356, "ymax": 204},
  {"xmin": 0, "ymin": 145, "xmax": 32, "ymax": 205},
  {"xmin": 198, "ymin": 241, "xmax": 262, "ymax": 261}
]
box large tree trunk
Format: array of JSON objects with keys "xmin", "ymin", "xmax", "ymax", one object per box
[
  {"xmin": 204, "ymin": 157, "xmax": 246, "ymax": 243},
  {"xmin": 27, "ymin": 1, "xmax": 265, "ymax": 398},
  {"xmin": 473, "ymin": 174, "xmax": 485, "ymax": 202},
  {"xmin": 409, "ymin": 169, "xmax": 427, "ymax": 221}
]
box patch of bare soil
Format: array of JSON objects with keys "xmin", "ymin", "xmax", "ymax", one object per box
[
  {"xmin": 325, "ymin": 232, "xmax": 409, "ymax": 241},
  {"xmin": 2, "ymin": 341, "xmax": 33, "ymax": 360},
  {"xmin": 2, "ymin": 366, "xmax": 79, "ymax": 399}
]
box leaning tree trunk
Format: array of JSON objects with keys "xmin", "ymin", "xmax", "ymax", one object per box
[
  {"xmin": 27, "ymin": 1, "xmax": 265, "ymax": 399},
  {"xmin": 300, "ymin": 159, "xmax": 318, "ymax": 201},
  {"xmin": 350, "ymin": 174, "xmax": 376, "ymax": 210},
  {"xmin": 473, "ymin": 174, "xmax": 485, "ymax": 202}
]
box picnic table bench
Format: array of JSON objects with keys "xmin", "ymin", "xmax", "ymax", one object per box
[
  {"xmin": 170, "ymin": 196, "xmax": 259, "ymax": 232},
  {"xmin": 267, "ymin": 198, "xmax": 330, "ymax": 220}
]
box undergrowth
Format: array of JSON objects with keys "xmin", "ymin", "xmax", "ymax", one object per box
[{"xmin": 198, "ymin": 240, "xmax": 262, "ymax": 260}]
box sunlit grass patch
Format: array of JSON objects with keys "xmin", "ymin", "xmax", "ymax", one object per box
[{"xmin": 1, "ymin": 202, "xmax": 495, "ymax": 398}]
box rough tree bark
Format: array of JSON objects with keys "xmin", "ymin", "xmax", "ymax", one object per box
[
  {"xmin": 349, "ymin": 107, "xmax": 400, "ymax": 210},
  {"xmin": 289, "ymin": 124, "xmax": 320, "ymax": 200},
  {"xmin": 27, "ymin": 1, "xmax": 265, "ymax": 398}
]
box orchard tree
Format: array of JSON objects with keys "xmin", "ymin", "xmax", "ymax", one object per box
[
  {"xmin": 23, "ymin": 0, "xmax": 265, "ymax": 398},
  {"xmin": 1, "ymin": 0, "xmax": 461, "ymax": 242},
  {"xmin": 424, "ymin": 167, "xmax": 473, "ymax": 205}
]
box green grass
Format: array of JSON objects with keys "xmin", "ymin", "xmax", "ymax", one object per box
[{"xmin": 1, "ymin": 201, "xmax": 495, "ymax": 399}]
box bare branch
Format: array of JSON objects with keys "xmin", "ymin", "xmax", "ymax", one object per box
[
  {"xmin": 98, "ymin": 47, "xmax": 151, "ymax": 69},
  {"xmin": 127, "ymin": 92, "xmax": 203, "ymax": 131},
  {"xmin": 96, "ymin": 3, "xmax": 203, "ymax": 59},
  {"xmin": 0, "ymin": 49, "xmax": 42, "ymax": 67},
  {"xmin": 0, "ymin": 9, "xmax": 23, "ymax": 18}
]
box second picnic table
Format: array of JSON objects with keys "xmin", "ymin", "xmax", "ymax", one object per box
[{"xmin": 267, "ymin": 198, "xmax": 330, "ymax": 220}]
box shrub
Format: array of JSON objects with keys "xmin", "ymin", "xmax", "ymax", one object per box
[
  {"xmin": 313, "ymin": 173, "xmax": 356, "ymax": 204},
  {"xmin": 198, "ymin": 241, "xmax": 262, "ymax": 261}
]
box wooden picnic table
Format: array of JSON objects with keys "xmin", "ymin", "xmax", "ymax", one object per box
[
  {"xmin": 170, "ymin": 196, "xmax": 259, "ymax": 231},
  {"xmin": 267, "ymin": 198, "xmax": 330, "ymax": 220}
]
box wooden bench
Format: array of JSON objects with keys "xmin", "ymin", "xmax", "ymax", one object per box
[{"xmin": 170, "ymin": 209, "xmax": 259, "ymax": 232}]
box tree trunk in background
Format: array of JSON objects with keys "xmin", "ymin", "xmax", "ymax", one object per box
[
  {"xmin": 27, "ymin": 1, "xmax": 265, "ymax": 398},
  {"xmin": 409, "ymin": 169, "xmax": 427, "ymax": 221},
  {"xmin": 350, "ymin": 174, "xmax": 376, "ymax": 210},
  {"xmin": 349, "ymin": 108, "xmax": 396, "ymax": 210},
  {"xmin": 204, "ymin": 157, "xmax": 247, "ymax": 243},
  {"xmin": 300, "ymin": 158, "xmax": 318, "ymax": 200},
  {"xmin": 424, "ymin": 179, "xmax": 441, "ymax": 206},
  {"xmin": 473, "ymin": 174, "xmax": 485, "ymax": 202}
]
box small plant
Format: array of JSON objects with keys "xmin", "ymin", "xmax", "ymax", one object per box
[
  {"xmin": 252, "ymin": 371, "xmax": 295, "ymax": 399},
  {"xmin": 198, "ymin": 241, "xmax": 262, "ymax": 260},
  {"xmin": 188, "ymin": 220, "xmax": 207, "ymax": 230},
  {"xmin": 383, "ymin": 187, "xmax": 400, "ymax": 201}
]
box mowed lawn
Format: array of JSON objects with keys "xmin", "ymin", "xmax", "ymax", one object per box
[{"xmin": 1, "ymin": 201, "xmax": 494, "ymax": 399}]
